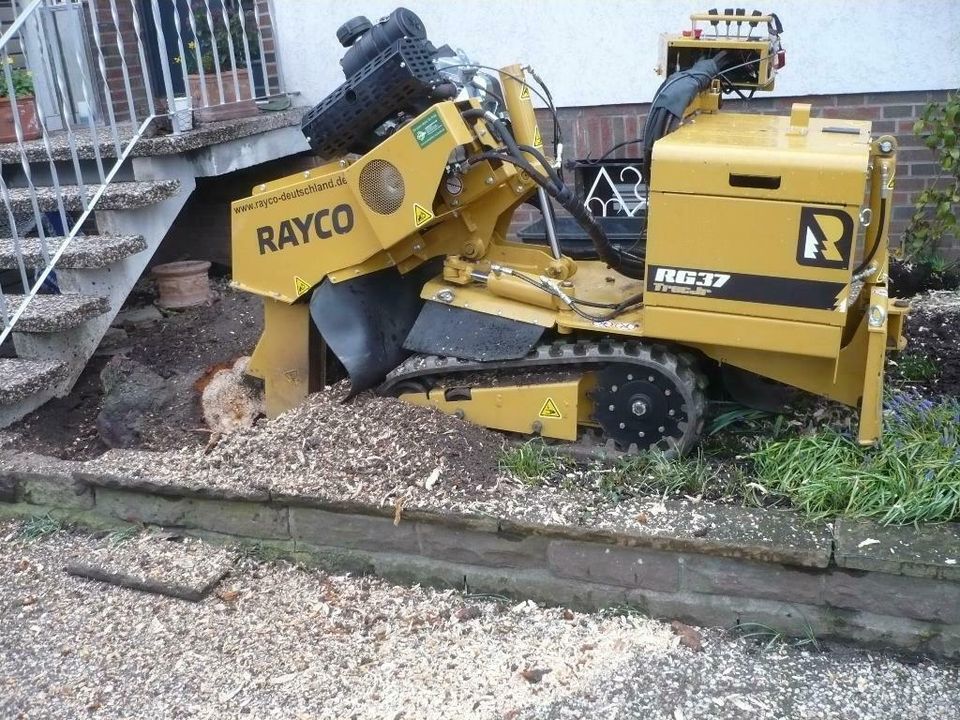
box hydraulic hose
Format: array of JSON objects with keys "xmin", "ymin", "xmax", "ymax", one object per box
[
  {"xmin": 462, "ymin": 109, "xmax": 646, "ymax": 279},
  {"xmin": 641, "ymin": 54, "xmax": 729, "ymax": 183}
]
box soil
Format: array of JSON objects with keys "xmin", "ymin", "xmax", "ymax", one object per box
[
  {"xmin": 1, "ymin": 277, "xmax": 262, "ymax": 460},
  {"xmin": 896, "ymin": 291, "xmax": 960, "ymax": 398},
  {"xmin": 889, "ymin": 258, "xmax": 960, "ymax": 297}
]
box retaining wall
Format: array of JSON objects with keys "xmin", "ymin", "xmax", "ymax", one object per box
[{"xmin": 2, "ymin": 450, "xmax": 959, "ymax": 658}]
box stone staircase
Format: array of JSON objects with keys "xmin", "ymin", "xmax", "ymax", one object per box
[{"xmin": 0, "ymin": 108, "xmax": 308, "ymax": 427}]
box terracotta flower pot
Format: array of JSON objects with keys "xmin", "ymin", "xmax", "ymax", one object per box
[
  {"xmin": 151, "ymin": 260, "xmax": 213, "ymax": 309},
  {"xmin": 187, "ymin": 69, "xmax": 252, "ymax": 105},
  {"xmin": 0, "ymin": 95, "xmax": 41, "ymax": 143}
]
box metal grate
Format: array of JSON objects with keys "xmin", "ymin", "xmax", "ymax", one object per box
[{"xmin": 359, "ymin": 159, "xmax": 404, "ymax": 215}]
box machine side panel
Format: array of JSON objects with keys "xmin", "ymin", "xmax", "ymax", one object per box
[
  {"xmin": 644, "ymin": 192, "xmax": 859, "ymax": 327},
  {"xmin": 231, "ymin": 102, "xmax": 473, "ymax": 303},
  {"xmin": 231, "ymin": 167, "xmax": 384, "ymax": 302},
  {"xmin": 651, "ymin": 113, "xmax": 872, "ymax": 206}
]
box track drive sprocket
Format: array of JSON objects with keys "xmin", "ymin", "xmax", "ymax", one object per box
[{"xmin": 590, "ymin": 346, "xmax": 705, "ymax": 455}]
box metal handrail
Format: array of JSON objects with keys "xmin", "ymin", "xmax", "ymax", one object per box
[{"xmin": 0, "ymin": 0, "xmax": 287, "ymax": 345}]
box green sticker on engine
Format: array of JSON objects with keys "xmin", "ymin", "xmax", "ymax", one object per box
[{"xmin": 411, "ymin": 109, "xmax": 446, "ymax": 148}]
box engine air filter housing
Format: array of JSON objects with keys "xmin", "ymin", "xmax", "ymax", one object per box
[
  {"xmin": 300, "ymin": 36, "xmax": 444, "ymax": 159},
  {"xmin": 359, "ymin": 159, "xmax": 405, "ymax": 214}
]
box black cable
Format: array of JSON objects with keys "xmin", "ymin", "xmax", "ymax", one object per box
[
  {"xmin": 443, "ymin": 62, "xmax": 562, "ymax": 164},
  {"xmin": 516, "ymin": 143, "xmax": 563, "ymax": 188},
  {"xmin": 468, "ymin": 80, "xmax": 505, "ymax": 108},
  {"xmin": 852, "ymin": 199, "xmax": 886, "ymax": 277},
  {"xmin": 463, "ymin": 108, "xmax": 646, "ymax": 278},
  {"xmin": 525, "ymin": 65, "xmax": 563, "ymax": 173},
  {"xmin": 715, "ymin": 52, "xmax": 774, "ymax": 80},
  {"xmin": 577, "ymin": 136, "xmax": 645, "ymax": 165},
  {"xmin": 464, "ymin": 148, "xmax": 646, "ymax": 277}
]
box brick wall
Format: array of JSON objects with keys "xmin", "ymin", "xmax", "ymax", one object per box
[
  {"xmin": 82, "ymin": 0, "xmax": 281, "ymax": 123},
  {"xmin": 254, "ymin": 0, "xmax": 281, "ymax": 95},
  {"xmin": 519, "ymin": 89, "xmax": 954, "ymax": 255},
  {"xmin": 86, "ymin": 0, "xmax": 151, "ymax": 123}
]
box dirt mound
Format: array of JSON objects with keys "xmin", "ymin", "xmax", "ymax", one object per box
[{"xmin": 188, "ymin": 382, "xmax": 505, "ymax": 492}]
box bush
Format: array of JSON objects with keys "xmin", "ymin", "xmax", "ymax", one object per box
[
  {"xmin": 751, "ymin": 390, "xmax": 960, "ymax": 524},
  {"xmin": 0, "ymin": 67, "xmax": 34, "ymax": 99},
  {"xmin": 903, "ymin": 90, "xmax": 959, "ymax": 263}
]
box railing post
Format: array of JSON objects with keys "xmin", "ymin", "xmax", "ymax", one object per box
[{"xmin": 148, "ymin": 0, "xmax": 182, "ymax": 133}]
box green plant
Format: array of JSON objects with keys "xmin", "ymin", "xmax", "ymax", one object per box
[
  {"xmin": 0, "ymin": 67, "xmax": 34, "ymax": 100},
  {"xmin": 18, "ymin": 513, "xmax": 64, "ymax": 540},
  {"xmin": 904, "ymin": 90, "xmax": 960, "ymax": 261},
  {"xmin": 708, "ymin": 405, "xmax": 774, "ymax": 436},
  {"xmin": 105, "ymin": 526, "xmax": 139, "ymax": 546},
  {"xmin": 175, "ymin": 2, "xmax": 261, "ymax": 74},
  {"xmin": 894, "ymin": 352, "xmax": 938, "ymax": 382},
  {"xmin": 498, "ymin": 440, "xmax": 564, "ymax": 484},
  {"xmin": 593, "ymin": 449, "xmax": 729, "ymax": 501},
  {"xmin": 751, "ymin": 390, "xmax": 960, "ymax": 524},
  {"xmin": 927, "ymin": 253, "xmax": 954, "ymax": 274},
  {"xmin": 732, "ymin": 621, "xmax": 821, "ymax": 652}
]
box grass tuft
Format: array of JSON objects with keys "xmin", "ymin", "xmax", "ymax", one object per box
[
  {"xmin": 751, "ymin": 390, "xmax": 960, "ymax": 524},
  {"xmin": 894, "ymin": 353, "xmax": 939, "ymax": 382},
  {"xmin": 707, "ymin": 405, "xmax": 774, "ymax": 436},
  {"xmin": 498, "ymin": 441, "xmax": 564, "ymax": 484},
  {"xmin": 18, "ymin": 513, "xmax": 65, "ymax": 541},
  {"xmin": 105, "ymin": 526, "xmax": 140, "ymax": 546},
  {"xmin": 613, "ymin": 451, "xmax": 716, "ymax": 498},
  {"xmin": 732, "ymin": 621, "xmax": 821, "ymax": 652}
]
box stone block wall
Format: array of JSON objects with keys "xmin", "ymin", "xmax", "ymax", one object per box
[{"xmin": 3, "ymin": 449, "xmax": 960, "ymax": 659}]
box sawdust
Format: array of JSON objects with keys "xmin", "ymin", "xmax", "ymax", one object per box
[
  {"xmin": 2, "ymin": 523, "xmax": 676, "ymax": 719},
  {"xmin": 83, "ymin": 381, "xmax": 579, "ymax": 520}
]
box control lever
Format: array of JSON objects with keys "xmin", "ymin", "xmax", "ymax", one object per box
[{"xmin": 747, "ymin": 9, "xmax": 762, "ymax": 39}]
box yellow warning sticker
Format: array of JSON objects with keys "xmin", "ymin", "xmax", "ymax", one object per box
[
  {"xmin": 519, "ymin": 84, "xmax": 531, "ymax": 100},
  {"xmin": 539, "ymin": 397, "xmax": 562, "ymax": 419},
  {"xmin": 533, "ymin": 126, "xmax": 542, "ymax": 148},
  {"xmin": 413, "ymin": 203, "xmax": 434, "ymax": 227},
  {"xmin": 294, "ymin": 276, "xmax": 311, "ymax": 297}
]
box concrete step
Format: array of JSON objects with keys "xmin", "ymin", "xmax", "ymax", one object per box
[
  {"xmin": 0, "ymin": 358, "xmax": 68, "ymax": 405},
  {"xmin": 0, "ymin": 235, "xmax": 147, "ymax": 270},
  {"xmin": 5, "ymin": 180, "xmax": 181, "ymax": 214},
  {"xmin": 0, "ymin": 108, "xmax": 306, "ymax": 164},
  {"xmin": 3, "ymin": 293, "xmax": 110, "ymax": 332}
]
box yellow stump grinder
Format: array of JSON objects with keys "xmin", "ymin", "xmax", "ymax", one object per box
[{"xmin": 231, "ymin": 8, "xmax": 909, "ymax": 456}]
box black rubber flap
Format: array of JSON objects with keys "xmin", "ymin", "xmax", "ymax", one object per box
[
  {"xmin": 310, "ymin": 261, "xmax": 440, "ymax": 394},
  {"xmin": 403, "ymin": 302, "xmax": 545, "ymax": 361}
]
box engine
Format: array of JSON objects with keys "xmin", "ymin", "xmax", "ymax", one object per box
[{"xmin": 301, "ymin": 9, "xmax": 457, "ymax": 158}]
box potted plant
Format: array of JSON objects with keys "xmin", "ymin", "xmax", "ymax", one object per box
[
  {"xmin": 175, "ymin": 3, "xmax": 261, "ymax": 115},
  {"xmin": 0, "ymin": 67, "xmax": 41, "ymax": 144}
]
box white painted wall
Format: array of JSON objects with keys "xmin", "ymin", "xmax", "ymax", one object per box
[{"xmin": 273, "ymin": 0, "xmax": 960, "ymax": 108}]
